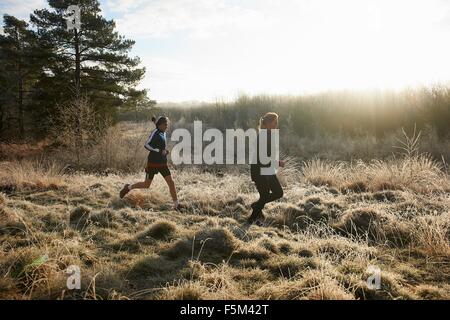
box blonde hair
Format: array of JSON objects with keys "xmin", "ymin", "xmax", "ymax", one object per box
[{"xmin": 259, "ymin": 112, "xmax": 279, "ymax": 129}]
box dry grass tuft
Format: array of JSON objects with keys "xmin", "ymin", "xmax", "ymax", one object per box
[
  {"xmin": 341, "ymin": 181, "xmax": 368, "ymax": 193},
  {"xmin": 302, "ymin": 159, "xmax": 344, "ymax": 187},
  {"xmin": 269, "ymin": 203, "xmax": 306, "ymax": 228},
  {"xmin": 0, "ymin": 206, "xmax": 27, "ymax": 236},
  {"xmin": 264, "ymin": 255, "xmax": 318, "ymax": 278},
  {"xmin": 411, "ymin": 213, "xmax": 450, "ymax": 256},
  {"xmin": 157, "ymin": 281, "xmax": 206, "ymax": 300},
  {"xmin": 69, "ymin": 205, "xmax": 92, "ymax": 230},
  {"xmin": 90, "ymin": 209, "xmax": 117, "ymax": 228},
  {"xmin": 0, "ymin": 193, "xmax": 6, "ymax": 206},
  {"xmin": 127, "ymin": 254, "xmax": 183, "ymax": 280},
  {"xmin": 137, "ymin": 220, "xmax": 177, "ymax": 241},
  {"xmin": 303, "ymin": 155, "xmax": 449, "ymax": 194},
  {"xmin": 332, "ymin": 208, "xmax": 412, "ymax": 246},
  {"xmin": 353, "ymin": 271, "xmax": 417, "ymax": 300},
  {"xmin": 256, "ymin": 270, "xmax": 353, "ymax": 300},
  {"xmin": 0, "ymin": 161, "xmax": 65, "ymax": 193},
  {"xmin": 333, "ymin": 208, "xmax": 385, "ymax": 236},
  {"xmin": 230, "ymin": 242, "xmax": 272, "ymax": 267},
  {"xmin": 414, "ymin": 284, "xmax": 449, "ymax": 300},
  {"xmin": 372, "ymin": 190, "xmax": 400, "ymax": 202},
  {"xmin": 164, "ymin": 228, "xmax": 240, "ymax": 263}
]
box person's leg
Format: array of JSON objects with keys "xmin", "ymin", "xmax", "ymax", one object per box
[
  {"xmin": 248, "ymin": 176, "xmax": 283, "ymax": 223},
  {"xmin": 248, "ymin": 178, "xmax": 270, "ymax": 222},
  {"xmin": 130, "ymin": 179, "xmax": 152, "ymax": 190},
  {"xmin": 253, "ymin": 179, "xmax": 270, "ymax": 211},
  {"xmin": 164, "ymin": 175, "xmax": 179, "ymax": 207},
  {"xmin": 131, "ymin": 168, "xmax": 155, "ymax": 190},
  {"xmin": 160, "ymin": 166, "xmax": 180, "ymax": 209},
  {"xmin": 119, "ymin": 170, "xmax": 154, "ymax": 198},
  {"xmin": 264, "ymin": 175, "xmax": 283, "ymax": 204}
]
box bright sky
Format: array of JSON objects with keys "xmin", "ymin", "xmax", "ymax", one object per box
[{"xmin": 2, "ymin": 0, "xmax": 450, "ymax": 102}]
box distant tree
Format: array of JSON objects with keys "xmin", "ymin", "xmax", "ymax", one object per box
[
  {"xmin": 0, "ymin": 15, "xmax": 41, "ymax": 139},
  {"xmin": 425, "ymin": 86, "xmax": 450, "ymax": 139},
  {"xmin": 122, "ymin": 88, "xmax": 157, "ymax": 122}
]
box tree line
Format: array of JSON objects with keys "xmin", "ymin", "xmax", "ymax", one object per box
[
  {"xmin": 0, "ymin": 0, "xmax": 155, "ymax": 142},
  {"xmin": 161, "ymin": 88, "xmax": 450, "ymax": 140}
]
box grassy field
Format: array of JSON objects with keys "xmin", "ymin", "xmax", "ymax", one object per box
[
  {"xmin": 0, "ymin": 152, "xmax": 449, "ymax": 299},
  {"xmin": 2, "ymin": 0, "xmax": 449, "ymax": 302}
]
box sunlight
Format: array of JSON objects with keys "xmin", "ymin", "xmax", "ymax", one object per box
[
  {"xmin": 132, "ymin": 0, "xmax": 450, "ymax": 101},
  {"xmin": 233, "ymin": 0, "xmax": 450, "ymax": 95}
]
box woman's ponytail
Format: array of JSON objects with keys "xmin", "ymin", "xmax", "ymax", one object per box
[{"xmin": 259, "ymin": 117, "xmax": 264, "ymax": 129}]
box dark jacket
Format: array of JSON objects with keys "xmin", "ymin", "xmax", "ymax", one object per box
[
  {"xmin": 144, "ymin": 128, "xmax": 167, "ymax": 164},
  {"xmin": 250, "ymin": 130, "xmax": 274, "ymax": 181}
]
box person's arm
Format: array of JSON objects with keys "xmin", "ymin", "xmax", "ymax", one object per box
[
  {"xmin": 162, "ymin": 132, "xmax": 169, "ymax": 155},
  {"xmin": 144, "ymin": 129, "xmax": 161, "ymax": 153}
]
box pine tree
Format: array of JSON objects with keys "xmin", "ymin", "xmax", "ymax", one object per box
[
  {"xmin": 122, "ymin": 88, "xmax": 157, "ymax": 122},
  {"xmin": 0, "ymin": 15, "xmax": 40, "ymax": 139},
  {"xmin": 30, "ymin": 0, "xmax": 146, "ymax": 118}
]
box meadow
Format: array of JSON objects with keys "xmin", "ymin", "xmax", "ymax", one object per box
[
  {"xmin": 1, "ymin": 0, "xmax": 449, "ymax": 301},
  {"xmin": 0, "ymin": 116, "xmax": 449, "ymax": 300}
]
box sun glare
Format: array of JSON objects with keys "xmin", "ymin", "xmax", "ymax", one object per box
[
  {"xmin": 228, "ymin": 0, "xmax": 450, "ymax": 96},
  {"xmin": 128, "ymin": 0, "xmax": 450, "ymax": 101}
]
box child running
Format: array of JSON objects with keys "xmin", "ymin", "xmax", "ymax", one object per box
[
  {"xmin": 248, "ymin": 112, "xmax": 285, "ymax": 223},
  {"xmin": 119, "ymin": 116, "xmax": 182, "ymax": 210}
]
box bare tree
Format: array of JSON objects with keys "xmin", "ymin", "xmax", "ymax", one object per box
[{"xmin": 51, "ymin": 96, "xmax": 105, "ymax": 166}]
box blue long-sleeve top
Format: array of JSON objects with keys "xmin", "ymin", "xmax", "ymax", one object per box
[{"xmin": 144, "ymin": 128, "xmax": 167, "ymax": 164}]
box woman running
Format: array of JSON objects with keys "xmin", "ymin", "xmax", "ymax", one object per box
[
  {"xmin": 119, "ymin": 116, "xmax": 181, "ymax": 210},
  {"xmin": 249, "ymin": 112, "xmax": 285, "ymax": 223}
]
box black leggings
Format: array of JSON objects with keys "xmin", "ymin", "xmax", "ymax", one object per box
[{"xmin": 253, "ymin": 175, "xmax": 283, "ymax": 211}]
